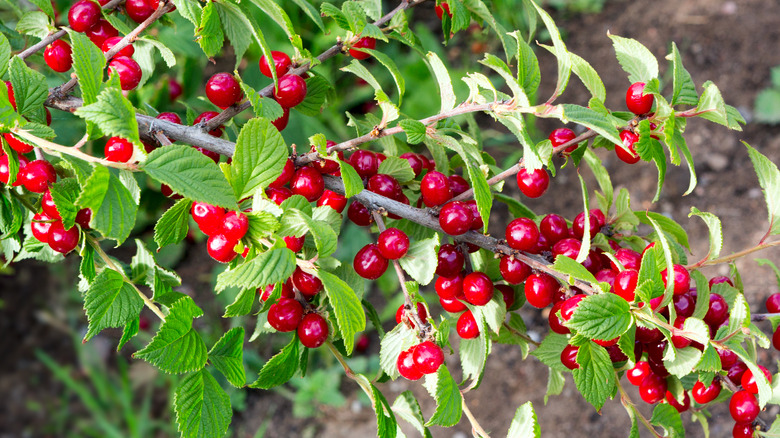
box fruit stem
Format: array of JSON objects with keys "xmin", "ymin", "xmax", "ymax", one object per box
[
  {"xmin": 686, "ymin": 239, "xmax": 780, "ymax": 269},
  {"xmin": 8, "ymin": 188, "xmax": 37, "ymax": 213},
  {"xmin": 501, "ymin": 321, "xmax": 540, "ymax": 347}
]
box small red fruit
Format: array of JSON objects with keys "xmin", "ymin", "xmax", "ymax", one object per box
[
  {"xmin": 561, "ymin": 345, "xmax": 579, "ymax": 370},
  {"xmin": 540, "ymin": 213, "xmax": 569, "ymax": 245},
  {"xmin": 193, "ymin": 111, "xmax": 224, "ymax": 137},
  {"xmin": 85, "ymin": 19, "xmax": 117, "ymax": 47},
  {"xmin": 259, "ymin": 51, "xmax": 292, "ymax": 78},
  {"xmin": 191, "ymin": 202, "xmax": 225, "ymax": 236},
  {"xmin": 4, "ymin": 133, "xmax": 34, "ymax": 154},
  {"xmin": 420, "ymin": 171, "xmax": 452, "ymax": 207},
  {"xmin": 435, "ymin": 274, "xmax": 463, "ymax": 299},
  {"xmin": 395, "ymin": 302, "xmax": 428, "ymax": 327},
  {"xmin": 205, "ymin": 73, "xmax": 243, "ymax": 109},
  {"xmin": 440, "ymin": 295, "xmax": 467, "ymax": 313},
  {"xmin": 269, "ymin": 158, "xmax": 295, "ymax": 189},
  {"xmin": 691, "ymin": 380, "xmax": 721, "ymax": 404},
  {"xmin": 626, "ymin": 82, "xmax": 654, "ymax": 115},
  {"xmin": 31, "ymin": 212, "xmax": 54, "ymax": 243},
  {"xmin": 207, "ymin": 234, "xmax": 238, "ymax": 263},
  {"xmin": 290, "ymin": 167, "xmax": 324, "ymax": 202},
  {"xmin": 524, "ymin": 273, "xmax": 558, "ymax": 308},
  {"xmin": 499, "ymin": 255, "xmax": 531, "ymax": 285},
  {"xmin": 221, "ymin": 211, "xmax": 249, "ymax": 241},
  {"xmin": 284, "ymin": 235, "xmax": 305, "ymax": 252},
  {"xmin": 47, "ymin": 221, "xmax": 80, "ymax": 254},
  {"xmin": 317, "ymin": 190, "xmax": 347, "ymax": 213},
  {"xmin": 612, "ymin": 269, "xmax": 638, "ymax": 302},
  {"xmin": 297, "ymin": 313, "xmax": 329, "ymax": 348},
  {"xmin": 292, "ymin": 267, "xmax": 323, "ymax": 297},
  {"xmin": 125, "ymin": 0, "xmax": 159, "ymax": 23},
  {"xmin": 516, "ymin": 167, "xmax": 549, "ymax": 198},
  {"xmin": 766, "ymin": 293, "xmax": 780, "ymax": 313},
  {"xmin": 729, "ymin": 390, "xmax": 759, "ymax": 423},
  {"xmin": 349, "ymin": 37, "xmax": 376, "ymax": 60},
  {"xmin": 378, "ymin": 228, "xmax": 410, "ymax": 260},
  {"xmin": 457, "ymin": 310, "xmax": 479, "ymax": 339},
  {"xmin": 108, "ymin": 56, "xmax": 142, "ymax": 91},
  {"xmin": 627, "ymin": 361, "xmax": 651, "ymax": 386},
  {"xmin": 349, "ymin": 150, "xmax": 379, "ymax": 178},
  {"xmin": 347, "ymin": 201, "xmax": 373, "ymax": 226},
  {"xmin": 665, "ymin": 390, "xmax": 690, "ymax": 413},
  {"xmin": 44, "ymin": 40, "xmax": 73, "ymax": 72},
  {"xmin": 104, "ymin": 137, "xmax": 134, "ymax": 162},
  {"xmin": 616, "ymin": 130, "xmax": 640, "ymax": 164},
  {"xmin": 273, "ymin": 75, "xmax": 307, "ymax": 108},
  {"xmin": 661, "ymin": 264, "xmax": 691, "ymax": 295},
  {"xmin": 20, "ymin": 159, "xmax": 57, "ymax": 193},
  {"xmin": 68, "ymin": 0, "xmax": 101, "ymax": 33},
  {"xmin": 439, "ymin": 201, "xmax": 473, "ymax": 236},
  {"xmin": 505, "ymin": 217, "xmax": 539, "ymax": 252},
  {"xmin": 101, "ymin": 36, "xmax": 134, "ymax": 58},
  {"xmin": 397, "ymin": 347, "xmax": 423, "ymax": 380},
  {"xmin": 639, "ymin": 373, "xmax": 667, "ymax": 404},
  {"xmin": 733, "ymin": 423, "xmax": 755, "ymax": 438},
  {"xmin": 549, "ymin": 127, "xmax": 578, "ymax": 152},
  {"xmin": 412, "ymin": 341, "xmax": 444, "ymax": 374},
  {"xmin": 436, "ymin": 244, "xmax": 464, "ymax": 278},
  {"xmin": 41, "ymin": 190, "xmax": 60, "ymax": 219},
  {"xmin": 741, "ymin": 366, "xmax": 772, "ymax": 395},
  {"xmin": 75, "ymin": 208, "xmax": 92, "ymax": 229},
  {"xmin": 267, "ymin": 297, "xmax": 303, "ymax": 332},
  {"xmin": 353, "ymin": 243, "xmax": 388, "ymax": 280},
  {"xmin": 463, "ymin": 271, "xmax": 493, "ymax": 306},
  {"xmin": 435, "ymin": 2, "xmax": 452, "ymax": 20}
]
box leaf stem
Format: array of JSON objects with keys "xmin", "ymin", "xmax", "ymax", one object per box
[
  {"xmin": 686, "ymin": 239, "xmax": 780, "ymax": 269},
  {"xmin": 460, "ymin": 391, "xmax": 491, "ymax": 438}
]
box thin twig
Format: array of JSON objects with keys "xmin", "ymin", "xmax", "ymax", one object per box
[
  {"xmin": 8, "ymin": 188, "xmax": 37, "ymax": 212},
  {"xmin": 686, "ymin": 240, "xmax": 780, "ymax": 269},
  {"xmin": 13, "ymin": 129, "xmax": 137, "ymax": 170},
  {"xmin": 502, "ymin": 321, "xmax": 540, "ymax": 347},
  {"xmin": 615, "ymin": 373, "xmax": 663, "ymax": 438},
  {"xmin": 461, "ymin": 391, "xmax": 491, "ymax": 438}
]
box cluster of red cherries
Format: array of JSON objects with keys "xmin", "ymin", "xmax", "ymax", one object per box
[
  {"xmin": 259, "ymin": 280, "xmax": 330, "ymax": 349},
  {"xmin": 396, "ymin": 340, "xmax": 445, "ymax": 381}
]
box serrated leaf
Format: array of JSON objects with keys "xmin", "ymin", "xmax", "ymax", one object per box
[
  {"xmin": 608, "ymin": 34, "xmax": 659, "ymax": 83},
  {"xmin": 689, "ymin": 207, "xmax": 723, "ymax": 261},
  {"xmin": 83, "ymin": 269, "xmax": 144, "ymax": 341},
  {"xmin": 290, "ymin": 0, "xmax": 325, "ymax": 31},
  {"xmin": 553, "ymin": 255, "xmax": 598, "ymax": 285},
  {"xmin": 9, "ymin": 57, "xmax": 47, "ymax": 118},
  {"xmin": 569, "ymin": 52, "xmax": 606, "ymax": 103},
  {"xmin": 76, "ymin": 166, "xmax": 138, "ymax": 245},
  {"xmin": 425, "ymin": 52, "xmax": 455, "ymax": 113},
  {"xmin": 695, "ymin": 345, "xmax": 722, "ymax": 373},
  {"xmin": 196, "ymin": 2, "xmax": 223, "ymax": 57},
  {"xmin": 278, "ymin": 209, "xmax": 337, "ymax": 257},
  {"xmin": 664, "ymin": 345, "xmax": 702, "ymax": 378},
  {"xmin": 480, "ymin": 53, "xmax": 528, "ymax": 106},
  {"xmin": 669, "ymin": 42, "xmax": 698, "ymax": 106},
  {"xmin": 635, "ymin": 131, "xmax": 667, "ymax": 203},
  {"xmin": 320, "ymin": 270, "xmax": 365, "ymax": 354},
  {"xmin": 379, "ymin": 324, "xmax": 418, "ymax": 379},
  {"xmin": 745, "ymin": 142, "xmax": 780, "ymax": 235},
  {"xmin": 154, "ymin": 198, "xmax": 192, "ymax": 249},
  {"xmin": 755, "ymin": 88, "xmax": 780, "ymax": 124},
  {"xmin": 400, "ymin": 119, "xmax": 426, "ymax": 144},
  {"xmin": 558, "ymin": 104, "xmax": 622, "ymax": 146},
  {"xmin": 74, "ymin": 85, "xmax": 139, "ymax": 143},
  {"xmin": 510, "ymin": 31, "xmax": 541, "ymax": 100},
  {"xmin": 209, "ymin": 327, "xmax": 245, "ymax": 387},
  {"xmin": 216, "ymin": 247, "xmax": 296, "ymax": 292},
  {"xmin": 424, "ymin": 366, "xmax": 462, "ymax": 427},
  {"xmin": 117, "ymin": 318, "xmax": 139, "ymax": 352},
  {"xmin": 295, "ymin": 75, "xmax": 331, "ymax": 117},
  {"xmin": 695, "ymin": 81, "xmax": 730, "ymax": 127},
  {"xmin": 466, "ymin": 164, "xmax": 492, "ymax": 234},
  {"xmin": 339, "ymin": 160, "xmax": 364, "ymax": 198},
  {"xmin": 636, "ymin": 211, "xmax": 690, "ymax": 250},
  {"xmin": 377, "ymin": 157, "xmax": 415, "ymax": 184},
  {"xmin": 572, "ymin": 342, "xmax": 615, "ymax": 410},
  {"xmin": 250, "ymin": 334, "xmax": 299, "ymax": 389},
  {"xmin": 0, "ymin": 34, "xmax": 10, "ymax": 79},
  {"xmin": 392, "ymin": 391, "xmax": 431, "ymax": 438},
  {"xmin": 214, "ymin": 1, "xmax": 252, "ymax": 69},
  {"xmin": 142, "ymin": 145, "xmax": 237, "ymax": 209},
  {"xmin": 531, "ymin": 333, "xmax": 569, "ymax": 373},
  {"xmin": 49, "ymin": 177, "xmax": 80, "ymax": 230},
  {"xmin": 568, "ymin": 293, "xmax": 632, "ymax": 341},
  {"xmin": 398, "ymin": 235, "xmax": 440, "ymax": 286},
  {"xmin": 27, "ymin": 0, "xmax": 55, "ymax": 18},
  {"xmin": 174, "ymin": 369, "xmax": 232, "ymax": 438},
  {"xmin": 230, "ymin": 118, "xmax": 287, "ymax": 200},
  {"xmin": 507, "ymin": 402, "xmax": 540, "ymax": 438},
  {"xmin": 16, "ymin": 11, "xmax": 51, "ymax": 39},
  {"xmin": 529, "ymin": 1, "xmax": 570, "ymax": 101},
  {"xmin": 583, "ymin": 149, "xmax": 614, "ymax": 212}
]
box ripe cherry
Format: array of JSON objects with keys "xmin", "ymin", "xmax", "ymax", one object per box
[
  {"xmin": 367, "ymin": 174, "xmax": 402, "ymax": 199},
  {"xmin": 101, "ymin": 36, "xmax": 134, "ymax": 58},
  {"xmin": 741, "ymin": 366, "xmax": 772, "ymax": 395},
  {"xmin": 540, "ymin": 213, "xmax": 569, "ymax": 245},
  {"xmin": 516, "ymin": 167, "xmax": 549, "ymax": 198},
  {"xmin": 611, "ymin": 248, "xmax": 641, "ymax": 271},
  {"xmin": 207, "ymin": 234, "xmax": 238, "ymax": 263},
  {"xmin": 524, "ymin": 273, "xmax": 558, "ymax": 308},
  {"xmin": 206, "ymin": 73, "xmax": 243, "ymax": 109},
  {"xmin": 561, "ymin": 345, "xmax": 579, "ymax": 370},
  {"xmin": 104, "ymin": 137, "xmax": 134, "ymax": 162},
  {"xmin": 496, "ymin": 284, "xmax": 515, "ymax": 309},
  {"xmin": 548, "ymin": 301, "xmax": 569, "ymax": 335},
  {"xmin": 191, "ymin": 202, "xmax": 225, "ymax": 236},
  {"xmin": 449, "ymin": 174, "xmax": 469, "ymax": 197},
  {"xmin": 626, "ymin": 82, "xmax": 654, "ymax": 115},
  {"xmin": 560, "ymin": 294, "xmax": 585, "ymax": 326},
  {"xmin": 616, "ymin": 130, "xmax": 640, "ymax": 164},
  {"xmin": 499, "ymin": 256, "xmax": 531, "ymax": 285},
  {"xmin": 395, "ymin": 302, "xmax": 427, "ymax": 327},
  {"xmin": 639, "ymin": 373, "xmax": 667, "ymax": 404},
  {"xmin": 41, "ymin": 190, "xmax": 60, "ymax": 219},
  {"xmin": 572, "ymin": 210, "xmax": 601, "ymax": 240},
  {"xmin": 673, "ymin": 293, "xmax": 695, "ymax": 318},
  {"xmin": 378, "ymin": 228, "xmax": 409, "ymax": 260},
  {"xmin": 457, "ymin": 310, "xmax": 479, "ymax": 339},
  {"xmin": 505, "ymin": 217, "xmax": 539, "ymax": 252},
  {"xmin": 709, "ymin": 275, "xmax": 734, "ymax": 288},
  {"xmin": 440, "ymin": 295, "xmax": 467, "ymax": 313},
  {"xmin": 44, "ymin": 40, "xmax": 73, "ymax": 72},
  {"xmin": 349, "ymin": 150, "xmax": 378, "ymax": 178},
  {"xmin": 347, "ymin": 201, "xmax": 373, "ymax": 226},
  {"xmin": 284, "ymin": 235, "xmax": 305, "ymax": 252},
  {"xmin": 259, "ymin": 51, "xmax": 292, "ymax": 78},
  {"xmin": 292, "ymin": 267, "xmax": 323, "ymax": 297},
  {"xmin": 728, "ymin": 362, "xmax": 749, "ymax": 383},
  {"xmin": 31, "ymin": 212, "xmax": 54, "ymax": 243},
  {"xmin": 273, "ymin": 75, "xmax": 307, "ymax": 108},
  {"xmin": 290, "ymin": 167, "xmax": 324, "ymax": 202},
  {"xmin": 435, "ymin": 2, "xmax": 452, "ymax": 20},
  {"xmin": 194, "ymin": 111, "xmax": 224, "ymax": 137},
  {"xmin": 399, "ymin": 153, "xmax": 424, "ymax": 177},
  {"xmin": 397, "ymin": 347, "xmax": 423, "ymax": 380},
  {"xmin": 75, "ymin": 208, "xmax": 92, "ymax": 229},
  {"xmin": 125, "ymin": 0, "xmax": 159, "ymax": 23},
  {"xmin": 85, "ymin": 19, "xmax": 117, "ymax": 47},
  {"xmin": 661, "ymin": 264, "xmax": 691, "ymax": 295},
  {"xmin": 108, "ymin": 56, "xmax": 142, "ymax": 91},
  {"xmin": 349, "ymin": 37, "xmax": 376, "ymax": 60},
  {"xmin": 733, "ymin": 423, "xmax": 755, "ymax": 438},
  {"xmin": 354, "ymin": 243, "xmax": 389, "ymax": 280},
  {"xmin": 48, "ymin": 221, "xmax": 80, "ymax": 254},
  {"xmin": 4, "ymin": 133, "xmax": 34, "ymax": 154},
  {"xmin": 549, "ymin": 127, "xmax": 577, "ymax": 152},
  {"xmin": 703, "ymin": 293, "xmax": 729, "ymax": 326},
  {"xmin": 436, "ymin": 244, "xmax": 464, "ymax": 278},
  {"xmin": 439, "ymin": 201, "xmax": 473, "ymax": 236},
  {"xmin": 68, "ymin": 0, "xmax": 101, "ymax": 32},
  {"xmin": 729, "ymin": 390, "xmax": 759, "ymax": 423},
  {"xmin": 420, "ymin": 171, "xmax": 452, "ymax": 207},
  {"xmin": 20, "ymin": 159, "xmax": 57, "ymax": 193},
  {"xmin": 267, "ymin": 297, "xmax": 303, "ymax": 332},
  {"xmin": 413, "ymin": 341, "xmax": 445, "ymax": 374},
  {"xmin": 168, "ymin": 78, "xmax": 182, "ymax": 101},
  {"xmin": 691, "ymin": 380, "xmax": 721, "ymax": 404},
  {"xmin": 463, "ymin": 271, "xmax": 493, "ymax": 306},
  {"xmin": 627, "ymin": 361, "xmax": 651, "ymax": 386},
  {"xmin": 613, "ymin": 269, "xmax": 638, "ymax": 302},
  {"xmin": 221, "ymin": 211, "xmax": 248, "ymax": 241},
  {"xmin": 766, "ymin": 293, "xmax": 780, "ymax": 313},
  {"xmin": 665, "ymin": 390, "xmax": 690, "ymax": 413},
  {"xmin": 297, "ymin": 313, "xmax": 329, "ymax": 348},
  {"xmin": 269, "ymin": 158, "xmax": 295, "ymax": 189},
  {"xmin": 317, "ymin": 190, "xmax": 347, "ymax": 213},
  {"xmin": 435, "ymin": 273, "xmax": 463, "ymax": 299}
]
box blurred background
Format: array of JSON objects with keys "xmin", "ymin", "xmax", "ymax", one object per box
[{"xmin": 1, "ymin": 0, "xmax": 780, "ymax": 436}]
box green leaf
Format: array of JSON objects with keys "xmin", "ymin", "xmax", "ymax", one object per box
[
  {"xmin": 568, "ymin": 294, "xmax": 632, "ymax": 341},
  {"xmin": 377, "ymin": 157, "xmax": 415, "ymax": 183},
  {"xmin": 27, "ymin": 0, "xmax": 55, "ymax": 18},
  {"xmin": 558, "ymin": 104, "xmax": 622, "ymax": 146},
  {"xmin": 696, "ymin": 345, "xmax": 722, "ymax": 373},
  {"xmin": 76, "ymin": 166, "xmax": 138, "ymax": 245},
  {"xmin": 572, "ymin": 342, "xmax": 615, "ymax": 410},
  {"xmin": 196, "ymin": 2, "xmax": 223, "ymax": 57},
  {"xmin": 636, "ymin": 211, "xmax": 690, "ymax": 250},
  {"xmin": 608, "ymin": 34, "xmax": 659, "ymax": 83},
  {"xmin": 174, "ymin": 369, "xmax": 232, "ymax": 438},
  {"xmin": 74, "ymin": 85, "xmax": 139, "ymax": 143},
  {"xmin": 466, "ymin": 164, "xmax": 492, "ymax": 234},
  {"xmin": 695, "ymin": 81, "xmax": 731, "ymax": 128},
  {"xmin": 142, "ymin": 145, "xmax": 237, "ymax": 209},
  {"xmin": 83, "ymin": 269, "xmax": 144, "ymax": 341},
  {"xmin": 392, "ymin": 391, "xmax": 431, "ymax": 438},
  {"xmin": 290, "ymin": 0, "xmax": 325, "ymax": 31},
  {"xmin": 529, "ymin": 0, "xmax": 570, "ymax": 100},
  {"xmin": 362, "ymin": 48, "xmax": 404, "ymax": 105},
  {"xmin": 510, "ymin": 31, "xmax": 541, "ymax": 100},
  {"xmin": 216, "ymin": 247, "xmax": 296, "ymax": 292},
  {"xmin": 135, "ymin": 296, "xmax": 208, "ymax": 374},
  {"xmin": 688, "ymin": 207, "xmax": 723, "ymax": 261},
  {"xmin": 424, "ymin": 366, "xmax": 462, "ymax": 427},
  {"xmin": 398, "ymin": 235, "xmax": 440, "ymax": 286},
  {"xmin": 209, "ymin": 327, "xmax": 245, "ymax": 388},
  {"xmin": 664, "ymin": 346, "xmax": 702, "ymax": 378},
  {"xmin": 569, "ymin": 52, "xmax": 606, "ymax": 103},
  {"xmin": 425, "ymin": 52, "xmax": 455, "ymax": 113},
  {"xmin": 295, "ymin": 75, "xmax": 332, "ymax": 117},
  {"xmin": 531, "ymin": 333, "xmax": 569, "ymax": 373},
  {"xmin": 650, "ymin": 403, "xmax": 684, "ymax": 438},
  {"xmin": 16, "ymin": 11, "xmax": 51, "ymax": 39},
  {"xmin": 635, "ymin": 131, "xmax": 667, "ymax": 203},
  {"xmin": 250, "ymin": 335, "xmax": 299, "ymax": 389},
  {"xmin": 278, "ymin": 209, "xmax": 337, "ymax": 257},
  {"xmin": 507, "ymin": 402, "xmax": 540, "ymax": 438},
  {"xmin": 463, "ymin": 0, "xmax": 517, "ymax": 62},
  {"xmin": 745, "ymin": 142, "xmax": 780, "ymax": 235},
  {"xmin": 230, "ymin": 118, "xmax": 287, "ymax": 200},
  {"xmin": 379, "ymin": 324, "xmax": 418, "ymax": 379},
  {"xmin": 223, "ymin": 288, "xmax": 256, "ymax": 318},
  {"xmin": 459, "ymin": 330, "xmax": 489, "ymax": 386},
  {"xmin": 755, "ymin": 88, "xmax": 780, "ymax": 124},
  {"xmin": 320, "ymin": 270, "xmax": 365, "ymax": 354},
  {"xmin": 669, "ymin": 42, "xmax": 698, "ymax": 106},
  {"xmin": 480, "ymin": 53, "xmax": 528, "ymax": 106},
  {"xmin": 553, "ymin": 255, "xmax": 598, "ymax": 285},
  {"xmin": 154, "ymin": 198, "xmax": 192, "ymax": 249},
  {"xmin": 583, "ymin": 149, "xmax": 614, "ymax": 212},
  {"xmin": 339, "ymin": 160, "xmax": 364, "ymax": 198},
  {"xmin": 9, "ymin": 57, "xmax": 47, "ymax": 118},
  {"xmin": 118, "ymin": 318, "xmax": 139, "ymax": 352},
  {"xmin": 400, "ymin": 119, "xmax": 426, "ymax": 145},
  {"xmin": 214, "ymin": 1, "xmax": 252, "ymax": 69},
  {"xmin": 0, "ymin": 33, "xmax": 10, "ymax": 79},
  {"xmin": 49, "ymin": 177, "xmax": 80, "ymax": 230}
]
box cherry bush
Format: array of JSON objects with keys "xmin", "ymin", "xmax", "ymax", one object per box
[{"xmin": 2, "ymin": 0, "xmax": 780, "ymax": 436}]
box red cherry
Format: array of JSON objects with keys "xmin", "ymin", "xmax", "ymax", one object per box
[
  {"xmin": 766, "ymin": 293, "xmax": 780, "ymax": 313},
  {"xmin": 44, "ymin": 40, "xmax": 73, "ymax": 72},
  {"xmin": 560, "ymin": 294, "xmax": 585, "ymax": 325},
  {"xmin": 639, "ymin": 373, "xmax": 667, "ymax": 404},
  {"xmin": 661, "ymin": 264, "xmax": 691, "ymax": 295},
  {"xmin": 354, "ymin": 243, "xmax": 388, "ymax": 280},
  {"xmin": 273, "ymin": 75, "xmax": 307, "ymax": 108},
  {"xmin": 108, "ymin": 56, "xmax": 142, "ymax": 91},
  {"xmin": 561, "ymin": 345, "xmax": 579, "ymax": 370},
  {"xmin": 704, "ymin": 293, "xmax": 729, "ymax": 326},
  {"xmin": 733, "ymin": 422, "xmax": 755, "ymax": 438},
  {"xmin": 125, "ymin": 0, "xmax": 159, "ymax": 23},
  {"xmin": 616, "ymin": 130, "xmax": 640, "ymax": 164},
  {"xmin": 673, "ymin": 293, "xmax": 695, "ymax": 318},
  {"xmin": 397, "ymin": 347, "xmax": 423, "ymax": 380},
  {"xmin": 101, "ymin": 36, "xmax": 134, "ymax": 58},
  {"xmin": 399, "ymin": 153, "xmax": 424, "ymax": 177},
  {"xmin": 611, "ymin": 248, "xmax": 641, "ymax": 271},
  {"xmin": 104, "ymin": 137, "xmax": 134, "ymax": 162},
  {"xmin": 297, "ymin": 313, "xmax": 329, "ymax": 348},
  {"xmin": 412, "ymin": 341, "xmax": 444, "ymax": 374},
  {"xmin": 540, "ymin": 214, "xmax": 569, "ymax": 245},
  {"xmin": 3, "ymin": 133, "xmax": 34, "ymax": 154},
  {"xmin": 259, "ymin": 280, "xmax": 294, "ymax": 301},
  {"xmin": 439, "ymin": 201, "xmax": 473, "ymax": 236},
  {"xmin": 516, "ymin": 167, "xmax": 549, "ymax": 198},
  {"xmin": 292, "ymin": 267, "xmax": 323, "ymax": 297},
  {"xmin": 207, "ymin": 234, "xmax": 238, "ymax": 263},
  {"xmin": 435, "ymin": 2, "xmax": 452, "ymax": 20},
  {"xmin": 636, "ymin": 325, "xmax": 663, "ymax": 344},
  {"xmin": 613, "ymin": 269, "xmax": 638, "ymax": 302},
  {"xmin": 395, "ymin": 302, "xmax": 428, "ymax": 327},
  {"xmin": 259, "ymin": 51, "xmax": 292, "ymax": 78},
  {"xmin": 190, "ymin": 202, "xmax": 225, "ymax": 236},
  {"xmin": 193, "ymin": 111, "xmax": 224, "ymax": 137},
  {"xmin": 665, "ymin": 390, "xmax": 690, "ymax": 413},
  {"xmin": 572, "ymin": 210, "xmax": 601, "ymax": 240},
  {"xmin": 349, "ymin": 37, "xmax": 376, "ymax": 60},
  {"xmin": 206, "ymin": 73, "xmax": 243, "ymax": 109},
  {"xmin": 20, "ymin": 159, "xmax": 57, "ymax": 193},
  {"xmin": 524, "ymin": 273, "xmax": 558, "ymax": 308},
  {"xmin": 75, "ymin": 208, "xmax": 92, "ymax": 229},
  {"xmin": 290, "ymin": 167, "xmax": 324, "ymax": 202},
  {"xmin": 691, "ymin": 380, "xmax": 721, "ymax": 404},
  {"xmin": 271, "ymin": 106, "xmax": 290, "ymax": 131},
  {"xmin": 221, "ymin": 211, "xmax": 248, "ymax": 241},
  {"xmin": 595, "ymin": 269, "xmax": 617, "ymax": 288},
  {"xmin": 31, "ymin": 212, "xmax": 54, "ymax": 243},
  {"xmin": 68, "ymin": 0, "xmax": 101, "ymax": 32},
  {"xmin": 499, "ymin": 255, "xmax": 531, "ymax": 285},
  {"xmin": 267, "ymin": 297, "xmax": 303, "ymax": 332},
  {"xmin": 85, "ymin": 18, "xmax": 117, "ymax": 47},
  {"xmin": 347, "ymin": 201, "xmax": 373, "ymax": 226},
  {"xmin": 741, "ymin": 366, "xmax": 772, "ymax": 395},
  {"xmin": 284, "ymin": 235, "xmax": 305, "ymax": 252},
  {"xmin": 505, "ymin": 217, "xmax": 539, "ymax": 252},
  {"xmin": 728, "ymin": 362, "xmax": 749, "ymax": 383},
  {"xmin": 708, "ymin": 275, "xmax": 734, "ymax": 288},
  {"xmin": 317, "ymin": 190, "xmax": 347, "ymax": 213},
  {"xmin": 496, "ymin": 284, "xmax": 515, "ymax": 309},
  {"xmin": 549, "ymin": 127, "xmax": 578, "ymax": 152},
  {"xmin": 420, "ymin": 171, "xmax": 452, "ymax": 207},
  {"xmin": 348, "ymin": 150, "xmax": 379, "ymax": 179},
  {"xmin": 627, "ymin": 361, "xmax": 651, "ymax": 386},
  {"xmin": 440, "ymin": 295, "xmax": 467, "ymax": 313},
  {"xmin": 355, "ymin": 334, "xmax": 370, "ymax": 353},
  {"xmin": 156, "ymin": 111, "xmax": 181, "ymax": 124},
  {"xmin": 729, "ymin": 390, "xmax": 759, "ymax": 423},
  {"xmin": 367, "ymin": 174, "xmax": 402, "ymax": 199},
  {"xmin": 40, "ymin": 190, "xmax": 60, "ymax": 219},
  {"xmin": 548, "ymin": 301, "xmax": 569, "ymax": 335},
  {"xmin": 168, "ymin": 79, "xmax": 182, "ymax": 101},
  {"xmin": 377, "ymin": 228, "xmax": 409, "ymax": 260},
  {"xmin": 626, "ymin": 82, "xmax": 654, "ymax": 115},
  {"xmin": 47, "ymin": 221, "xmax": 80, "ymax": 254},
  {"xmin": 448, "ymin": 174, "xmax": 469, "ymax": 197},
  {"xmin": 593, "ymin": 337, "xmax": 619, "ymax": 348},
  {"xmin": 463, "ymin": 271, "xmax": 493, "ymax": 306},
  {"xmin": 268, "ymin": 158, "xmax": 295, "ymax": 189},
  {"xmin": 435, "ymin": 273, "xmax": 463, "ymax": 299},
  {"xmin": 457, "ymin": 310, "xmax": 479, "ymax": 339},
  {"xmin": 436, "ymin": 244, "xmax": 463, "ymax": 278}
]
